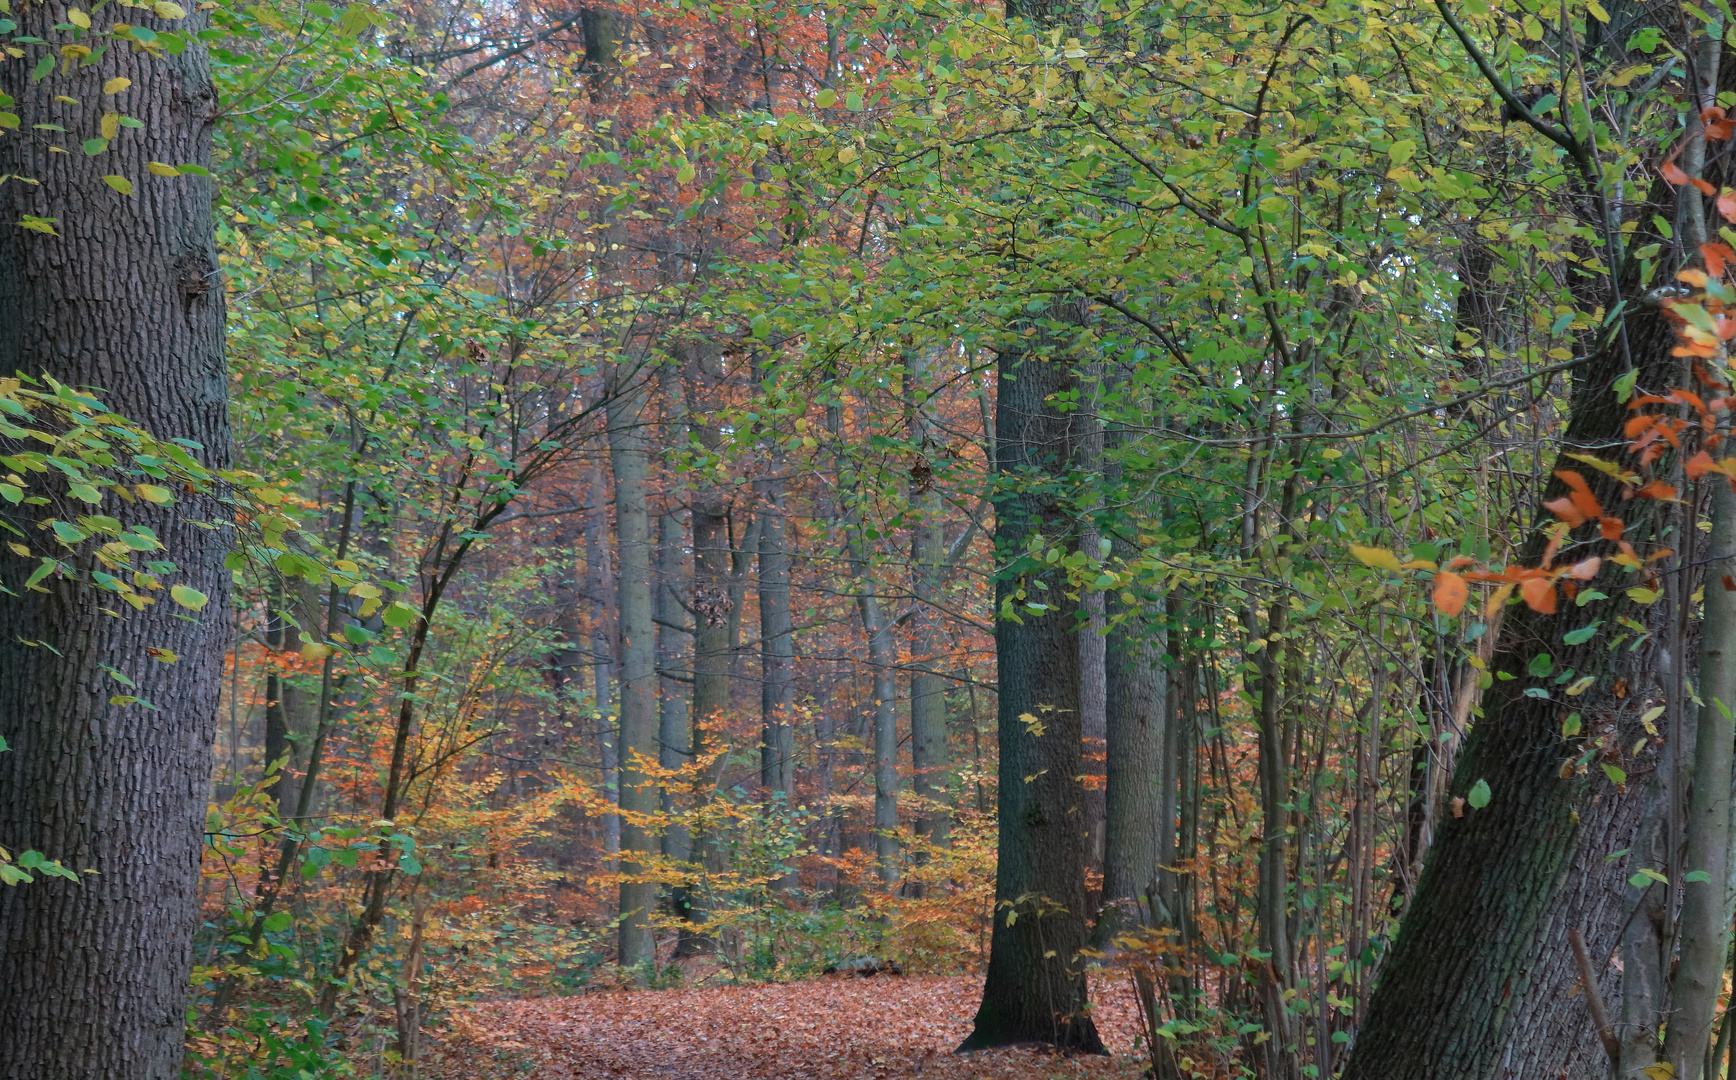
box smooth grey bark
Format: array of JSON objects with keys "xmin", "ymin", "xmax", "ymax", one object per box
[
  {"xmin": 585, "ymin": 463, "xmax": 619, "ymax": 859},
  {"xmin": 1665, "ymin": 472, "xmax": 1736, "ymax": 1080},
  {"xmin": 908, "ymin": 350, "xmax": 951, "ymax": 857},
  {"xmin": 756, "ymin": 435, "xmax": 794, "ymax": 796},
  {"xmin": 0, "ymin": 7, "xmax": 230, "ymax": 1075},
  {"xmin": 607, "ymin": 360, "xmax": 656, "ymax": 975},
  {"xmin": 656, "ymin": 504, "xmax": 692, "ymax": 866}
]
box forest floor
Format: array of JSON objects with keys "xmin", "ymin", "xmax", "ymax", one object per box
[{"xmin": 440, "ymin": 974, "xmax": 1153, "ymax": 1079}]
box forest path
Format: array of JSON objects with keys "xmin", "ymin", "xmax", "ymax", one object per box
[{"xmin": 446, "ymin": 974, "xmax": 1152, "ymax": 1079}]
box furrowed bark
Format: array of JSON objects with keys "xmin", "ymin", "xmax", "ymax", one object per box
[{"xmin": 0, "ymin": 7, "xmax": 229, "ymax": 1075}]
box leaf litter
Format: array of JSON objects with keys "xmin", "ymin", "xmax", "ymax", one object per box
[{"xmin": 440, "ymin": 974, "xmax": 1150, "ymax": 1079}]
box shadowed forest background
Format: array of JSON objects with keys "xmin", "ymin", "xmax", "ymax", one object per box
[{"xmin": 4, "ymin": 0, "xmax": 1736, "ymax": 1076}]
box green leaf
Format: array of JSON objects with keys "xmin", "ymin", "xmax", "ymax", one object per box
[
  {"xmin": 846, "ymin": 91, "xmax": 864, "ymax": 111},
  {"xmin": 398, "ymin": 853, "xmax": 422, "ymax": 875},
  {"xmin": 82, "ymin": 138, "xmax": 108, "ymax": 156},
  {"xmin": 1562, "ymin": 624, "xmax": 1599, "ymax": 645},
  {"xmin": 382, "ymin": 601, "xmax": 416, "ymax": 628},
  {"xmin": 1603, "ymin": 763, "xmax": 1628, "ymax": 785},
  {"xmin": 1466, "ymin": 779, "xmax": 1491, "ymax": 809},
  {"xmin": 30, "ymin": 55, "xmax": 53, "ymax": 82},
  {"xmin": 101, "ymin": 174, "xmax": 133, "ymax": 195},
  {"xmin": 1528, "ymin": 653, "xmax": 1554, "ymax": 677},
  {"xmin": 169, "ymin": 584, "xmax": 207, "ymax": 611},
  {"xmin": 1562, "ymin": 713, "xmax": 1582, "ymax": 737},
  {"xmin": 816, "ymin": 88, "xmax": 837, "ymax": 108},
  {"xmin": 1685, "ymin": 870, "xmax": 1713, "ymax": 883},
  {"xmin": 67, "ymin": 482, "xmax": 101, "ymax": 503},
  {"xmin": 262, "ymin": 910, "xmax": 292, "ymax": 932}
]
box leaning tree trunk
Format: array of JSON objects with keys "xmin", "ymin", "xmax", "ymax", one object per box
[
  {"xmin": 0, "ymin": 5, "xmax": 230, "ymax": 1075},
  {"xmin": 1343, "ymin": 245, "xmax": 1688, "ymax": 1080},
  {"xmin": 960, "ymin": 318, "xmax": 1105, "ymax": 1054}
]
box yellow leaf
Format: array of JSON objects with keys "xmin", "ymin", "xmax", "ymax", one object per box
[
  {"xmin": 146, "ymin": 161, "xmax": 180, "ymax": 176},
  {"xmin": 100, "ymin": 112, "xmax": 119, "ymax": 140},
  {"xmin": 1642, "ymin": 1065, "xmax": 1676, "ymax": 1080},
  {"xmin": 152, "ymin": 0, "xmax": 185, "ymax": 17},
  {"xmin": 1587, "ymin": 0, "xmax": 1610, "ymax": 22},
  {"xmin": 103, "ymin": 76, "xmax": 132, "ymax": 95},
  {"xmin": 1628, "ymin": 587, "xmax": 1662, "ymax": 604},
  {"xmin": 1400, "ymin": 559, "xmax": 1439, "ymax": 571},
  {"xmin": 300, "ymin": 642, "xmax": 334, "ymax": 661},
  {"xmin": 134, "ymin": 483, "xmax": 172, "ymax": 503},
  {"xmin": 102, "ymin": 174, "xmax": 134, "ymax": 195},
  {"xmin": 1608, "ymin": 63, "xmax": 1652, "ymax": 87},
  {"xmin": 1350, "ymin": 545, "xmax": 1404, "ymax": 572},
  {"xmin": 67, "ymin": 7, "xmax": 89, "ymax": 26},
  {"xmin": 169, "ymin": 584, "xmax": 207, "ymax": 611}
]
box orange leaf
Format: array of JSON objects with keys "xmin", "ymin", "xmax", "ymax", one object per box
[
  {"xmin": 1521, "ymin": 577, "xmax": 1558, "ymax": 614},
  {"xmin": 1486, "ymin": 581, "xmax": 1516, "ymax": 617},
  {"xmin": 1663, "ymin": 157, "xmax": 1690, "ymax": 186},
  {"xmin": 1633, "ymin": 479, "xmax": 1679, "ymax": 500},
  {"xmin": 1706, "ymin": 243, "xmax": 1736, "ymax": 277},
  {"xmin": 1694, "ymin": 177, "xmax": 1718, "ymax": 195},
  {"xmin": 1599, "ymin": 516, "xmax": 1625, "ymax": 541},
  {"xmin": 1445, "ymin": 554, "xmax": 1477, "ymax": 570},
  {"xmin": 1543, "ymin": 496, "xmax": 1586, "ymax": 527},
  {"xmin": 1721, "ymin": 188, "xmax": 1736, "ymax": 223},
  {"xmin": 1556, "ymin": 469, "xmax": 1605, "ymax": 519},
  {"xmin": 1432, "ymin": 571, "xmax": 1469, "ymax": 616},
  {"xmin": 1687, "ymin": 450, "xmax": 1717, "ymax": 479}
]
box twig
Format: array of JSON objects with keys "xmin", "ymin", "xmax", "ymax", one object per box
[{"xmin": 1569, "ymin": 927, "xmax": 1620, "ymax": 1064}]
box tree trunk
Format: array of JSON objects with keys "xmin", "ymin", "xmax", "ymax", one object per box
[
  {"xmin": 608, "ymin": 360, "xmax": 657, "ymax": 976},
  {"xmin": 959, "ymin": 327, "xmax": 1104, "ymax": 1054},
  {"xmin": 908, "ymin": 350, "xmax": 951, "ymax": 859},
  {"xmin": 0, "ymin": 9, "xmax": 229, "ymax": 1074},
  {"xmin": 756, "ymin": 436, "xmax": 794, "ymax": 797},
  {"xmin": 585, "ymin": 463, "xmax": 619, "ymax": 860},
  {"xmin": 1095, "ymin": 581, "xmax": 1167, "ymax": 942},
  {"xmin": 1343, "ymin": 278, "xmax": 1687, "ymax": 1080}
]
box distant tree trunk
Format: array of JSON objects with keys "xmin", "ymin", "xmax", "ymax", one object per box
[
  {"xmin": 585, "ymin": 464, "xmax": 619, "ymax": 860},
  {"xmin": 756, "ymin": 431, "xmax": 795, "ymax": 797},
  {"xmin": 860, "ymin": 586, "xmax": 900, "ymax": 885},
  {"xmin": 960, "ymin": 322, "xmax": 1104, "ymax": 1054},
  {"xmin": 608, "ymin": 360, "xmax": 657, "ymax": 976},
  {"xmin": 657, "ymin": 501, "xmax": 693, "ymax": 883},
  {"xmin": 908, "ymin": 349, "xmax": 951, "ymax": 863},
  {"xmin": 0, "ymin": 8, "xmax": 230, "ymax": 1074},
  {"xmin": 1095, "ymin": 580, "xmax": 1167, "ymax": 943}
]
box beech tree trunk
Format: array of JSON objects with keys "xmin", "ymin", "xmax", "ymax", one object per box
[
  {"xmin": 908, "ymin": 349, "xmax": 951, "ymax": 856},
  {"xmin": 757, "ymin": 435, "xmax": 794, "ymax": 796},
  {"xmin": 608, "ymin": 360, "xmax": 656, "ymax": 975},
  {"xmin": 0, "ymin": 8, "xmax": 230, "ymax": 1075}
]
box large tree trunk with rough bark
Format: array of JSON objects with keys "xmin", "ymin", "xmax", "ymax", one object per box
[
  {"xmin": 0, "ymin": 7, "xmax": 229, "ymax": 1075},
  {"xmin": 960, "ymin": 324, "xmax": 1104, "ymax": 1054},
  {"xmin": 1343, "ymin": 269, "xmax": 1686, "ymax": 1080}
]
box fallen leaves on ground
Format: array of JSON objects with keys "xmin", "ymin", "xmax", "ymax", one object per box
[{"xmin": 440, "ymin": 974, "xmax": 1152, "ymax": 1079}]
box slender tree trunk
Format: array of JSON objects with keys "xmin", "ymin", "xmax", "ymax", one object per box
[
  {"xmin": 1664, "ymin": 463, "xmax": 1736, "ymax": 1079},
  {"xmin": 608, "ymin": 360, "xmax": 657, "ymax": 976},
  {"xmin": 0, "ymin": 10, "xmax": 229, "ymax": 1075},
  {"xmin": 1095, "ymin": 579, "xmax": 1167, "ymax": 943},
  {"xmin": 586, "ymin": 463, "xmax": 620, "ymax": 859},
  {"xmin": 960, "ymin": 319, "xmax": 1105, "ymax": 1054},
  {"xmin": 908, "ymin": 350, "xmax": 951, "ymax": 860},
  {"xmin": 757, "ymin": 440, "xmax": 795, "ymax": 797}
]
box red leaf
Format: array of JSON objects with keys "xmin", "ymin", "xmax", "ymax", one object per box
[
  {"xmin": 1432, "ymin": 571, "xmax": 1469, "ymax": 616},
  {"xmin": 1719, "ymin": 188, "xmax": 1736, "ymax": 223},
  {"xmin": 1521, "ymin": 577, "xmax": 1558, "ymax": 614},
  {"xmin": 1694, "ymin": 177, "xmax": 1718, "ymax": 196}
]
